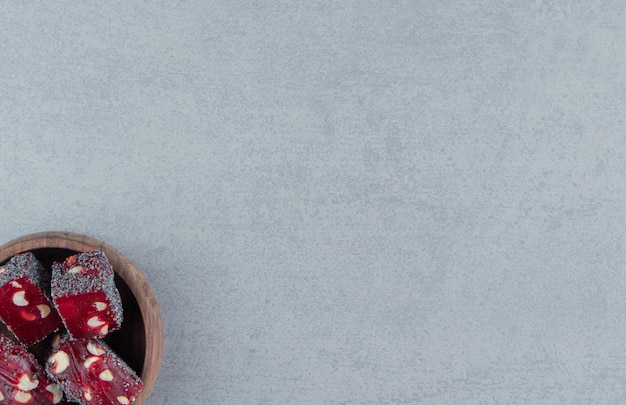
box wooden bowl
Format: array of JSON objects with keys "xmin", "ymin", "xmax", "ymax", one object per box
[{"xmin": 0, "ymin": 231, "xmax": 163, "ymax": 405}]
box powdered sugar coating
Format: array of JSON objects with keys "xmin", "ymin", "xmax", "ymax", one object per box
[{"xmin": 0, "ymin": 252, "xmax": 50, "ymax": 293}]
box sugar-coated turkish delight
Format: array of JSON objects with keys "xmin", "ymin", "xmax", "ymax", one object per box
[
  {"xmin": 51, "ymin": 250, "xmax": 123, "ymax": 340},
  {"xmin": 46, "ymin": 336, "xmax": 143, "ymax": 405},
  {"xmin": 0, "ymin": 333, "xmax": 66, "ymax": 404},
  {"xmin": 0, "ymin": 253, "xmax": 63, "ymax": 346}
]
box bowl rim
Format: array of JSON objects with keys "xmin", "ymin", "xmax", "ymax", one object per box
[{"xmin": 0, "ymin": 231, "xmax": 163, "ymax": 405}]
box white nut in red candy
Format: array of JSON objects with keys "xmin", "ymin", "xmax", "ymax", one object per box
[
  {"xmin": 101, "ymin": 324, "xmax": 109, "ymax": 335},
  {"xmin": 87, "ymin": 342, "xmax": 105, "ymax": 356},
  {"xmin": 37, "ymin": 304, "xmax": 51, "ymax": 318},
  {"xmin": 13, "ymin": 391, "xmax": 33, "ymax": 404},
  {"xmin": 84, "ymin": 389, "xmax": 92, "ymax": 401},
  {"xmin": 51, "ymin": 334, "xmax": 61, "ymax": 349},
  {"xmin": 49, "ymin": 350, "xmax": 70, "ymax": 374},
  {"xmin": 117, "ymin": 396, "xmax": 130, "ymax": 405},
  {"xmin": 68, "ymin": 266, "xmax": 83, "ymax": 274},
  {"xmin": 17, "ymin": 374, "xmax": 39, "ymax": 391},
  {"xmin": 84, "ymin": 356, "xmax": 101, "ymax": 369},
  {"xmin": 13, "ymin": 291, "xmax": 28, "ymax": 306},
  {"xmin": 95, "ymin": 301, "xmax": 107, "ymax": 311},
  {"xmin": 99, "ymin": 369, "xmax": 114, "ymax": 381},
  {"xmin": 11, "ymin": 280, "xmax": 22, "ymax": 288},
  {"xmin": 46, "ymin": 383, "xmax": 63, "ymax": 404},
  {"xmin": 87, "ymin": 316, "xmax": 105, "ymax": 327}
]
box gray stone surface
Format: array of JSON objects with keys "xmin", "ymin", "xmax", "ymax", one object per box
[{"xmin": 1, "ymin": 1, "xmax": 626, "ymax": 403}]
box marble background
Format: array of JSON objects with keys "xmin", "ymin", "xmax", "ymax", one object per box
[{"xmin": 2, "ymin": 1, "xmax": 626, "ymax": 403}]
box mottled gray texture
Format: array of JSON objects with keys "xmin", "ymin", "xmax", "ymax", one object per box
[{"xmin": 1, "ymin": 1, "xmax": 625, "ymax": 403}]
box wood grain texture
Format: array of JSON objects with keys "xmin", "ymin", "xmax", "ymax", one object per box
[{"xmin": 0, "ymin": 231, "xmax": 163, "ymax": 405}]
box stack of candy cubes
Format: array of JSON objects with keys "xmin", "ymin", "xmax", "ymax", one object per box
[{"xmin": 0, "ymin": 250, "xmax": 143, "ymax": 405}]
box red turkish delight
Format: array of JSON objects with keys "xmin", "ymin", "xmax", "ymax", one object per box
[
  {"xmin": 0, "ymin": 253, "xmax": 63, "ymax": 346},
  {"xmin": 0, "ymin": 333, "xmax": 66, "ymax": 404},
  {"xmin": 51, "ymin": 250, "xmax": 123, "ymax": 340},
  {"xmin": 46, "ymin": 337, "xmax": 143, "ymax": 405}
]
